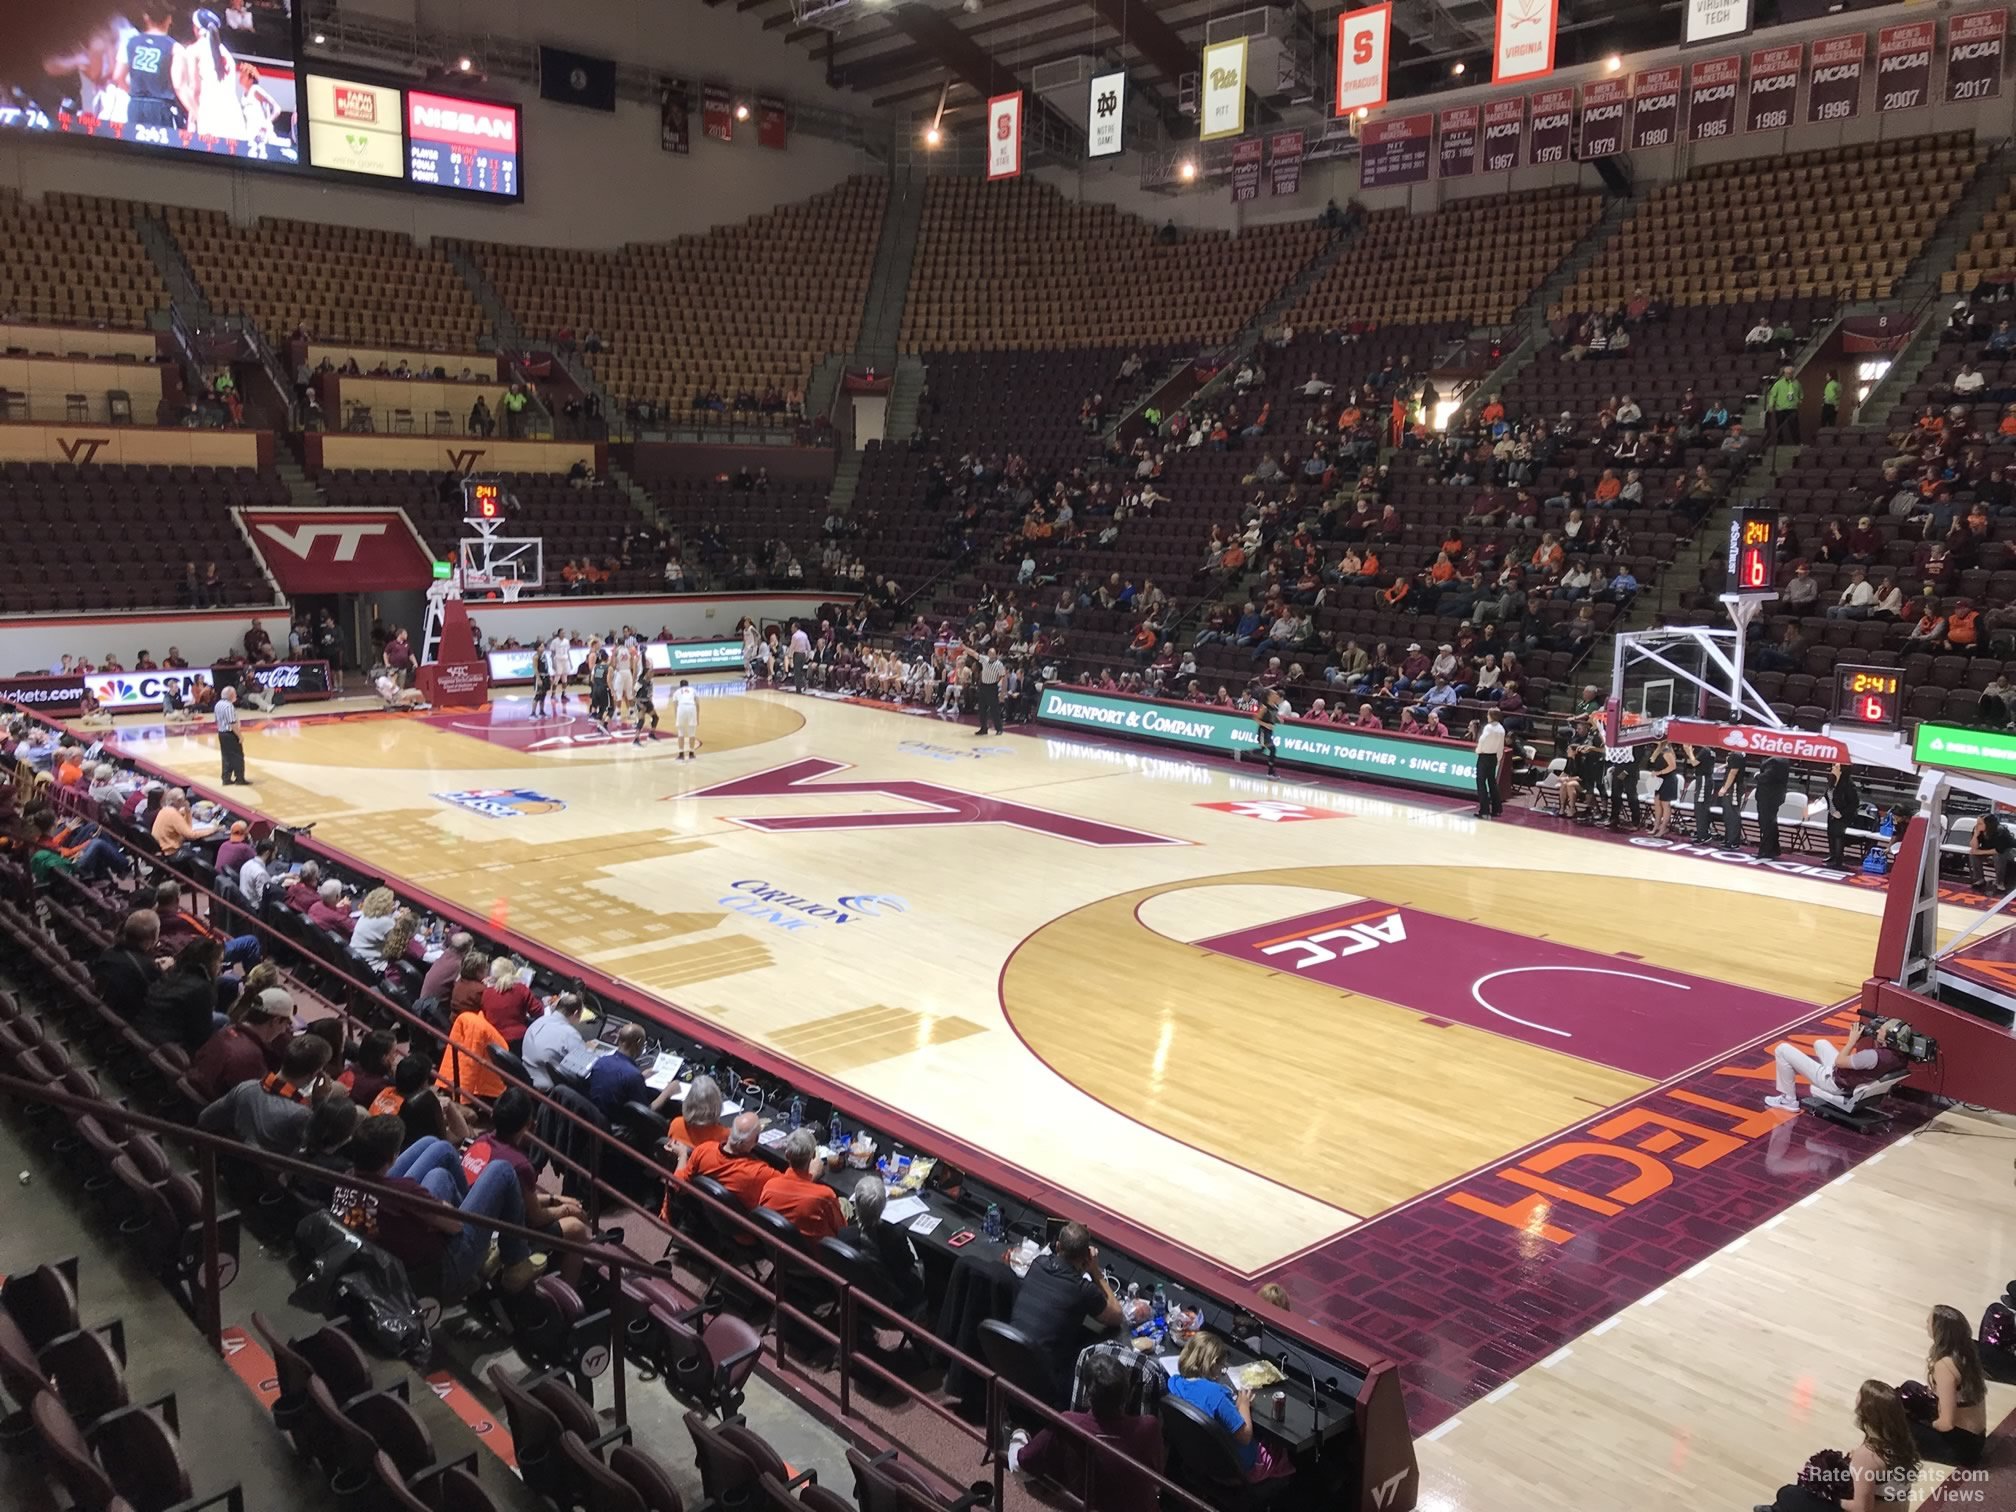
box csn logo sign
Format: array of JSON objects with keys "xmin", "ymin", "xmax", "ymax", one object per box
[{"xmin": 718, "ymin": 879, "xmax": 909, "ymax": 934}]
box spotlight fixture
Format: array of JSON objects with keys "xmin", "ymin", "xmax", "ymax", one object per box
[
  {"xmin": 311, "ymin": 31, "xmax": 325, "ymax": 45},
  {"xmin": 1354, "ymin": 106, "xmax": 1369, "ymax": 121},
  {"xmin": 457, "ymin": 55, "xmax": 472, "ymax": 73},
  {"xmin": 1606, "ymin": 54, "xmax": 1623, "ymax": 73},
  {"xmin": 1178, "ymin": 159, "xmax": 1196, "ymax": 181},
  {"xmin": 734, "ymin": 102, "xmax": 751, "ymax": 121},
  {"xmin": 924, "ymin": 125, "xmax": 942, "ymax": 147},
  {"xmin": 1451, "ymin": 61, "xmax": 1465, "ymax": 76}
]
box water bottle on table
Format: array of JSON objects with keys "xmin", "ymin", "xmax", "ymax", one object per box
[
  {"xmin": 984, "ymin": 1203, "xmax": 1002, "ymax": 1243},
  {"xmin": 788, "ymin": 1096, "xmax": 804, "ymax": 1132},
  {"xmin": 828, "ymin": 1108, "xmax": 844, "ymax": 1150}
]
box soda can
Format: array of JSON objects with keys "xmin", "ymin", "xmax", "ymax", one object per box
[{"xmin": 1270, "ymin": 1391, "xmax": 1287, "ymax": 1421}]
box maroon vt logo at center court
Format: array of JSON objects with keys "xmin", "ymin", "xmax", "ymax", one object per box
[{"xmin": 683, "ymin": 758, "xmax": 1185, "ymax": 848}]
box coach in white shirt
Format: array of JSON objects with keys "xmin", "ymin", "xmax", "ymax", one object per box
[
  {"xmin": 1474, "ymin": 708, "xmax": 1506, "ymax": 819},
  {"xmin": 788, "ymin": 622, "xmax": 812, "ymax": 693},
  {"xmin": 239, "ymin": 839, "xmax": 276, "ymax": 909}
]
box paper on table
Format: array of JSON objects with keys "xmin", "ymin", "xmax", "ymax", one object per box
[
  {"xmin": 908, "ymin": 1215, "xmax": 942, "ymax": 1237},
  {"xmin": 1156, "ymin": 1355, "xmax": 1181, "ymax": 1377},
  {"xmin": 880, "ymin": 1194, "xmax": 929, "ymax": 1226},
  {"xmin": 643, "ymin": 1054, "xmax": 685, "ymax": 1091}
]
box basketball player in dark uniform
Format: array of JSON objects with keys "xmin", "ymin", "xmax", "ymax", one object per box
[
  {"xmin": 115, "ymin": 14, "xmax": 184, "ymax": 133},
  {"xmin": 530, "ymin": 641, "xmax": 553, "ymax": 718},
  {"xmin": 1253, "ymin": 688, "xmax": 1282, "ymax": 778},
  {"xmin": 631, "ymin": 648, "xmax": 659, "ymax": 743}
]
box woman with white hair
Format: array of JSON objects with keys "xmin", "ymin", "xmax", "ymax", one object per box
[{"xmin": 836, "ymin": 1173, "xmax": 925, "ymax": 1314}]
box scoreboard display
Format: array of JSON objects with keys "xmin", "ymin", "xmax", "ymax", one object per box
[
  {"xmin": 463, "ymin": 478, "xmax": 505, "ymax": 519},
  {"xmin": 1832, "ymin": 665, "xmax": 1904, "ymax": 731},
  {"xmin": 1727, "ymin": 509, "xmax": 1779, "ymax": 596},
  {"xmin": 407, "ymin": 90, "xmax": 520, "ymax": 199}
]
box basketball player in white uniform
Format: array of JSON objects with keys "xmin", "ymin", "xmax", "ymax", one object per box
[
  {"xmin": 547, "ymin": 631, "xmax": 573, "ymax": 712},
  {"xmin": 610, "ymin": 637, "xmax": 638, "ymax": 723},
  {"xmin": 672, "ymin": 678, "xmax": 700, "ymax": 760}
]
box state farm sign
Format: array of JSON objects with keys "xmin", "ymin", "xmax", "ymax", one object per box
[{"xmin": 1665, "ymin": 719, "xmax": 1849, "ymax": 764}]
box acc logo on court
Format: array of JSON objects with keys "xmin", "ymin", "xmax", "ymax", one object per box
[
  {"xmin": 1197, "ymin": 800, "xmax": 1347, "ymax": 823},
  {"xmin": 434, "ymin": 787, "xmax": 568, "ymax": 819}
]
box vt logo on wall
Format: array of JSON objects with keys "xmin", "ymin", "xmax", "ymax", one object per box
[{"xmin": 239, "ymin": 507, "xmax": 438, "ymax": 592}]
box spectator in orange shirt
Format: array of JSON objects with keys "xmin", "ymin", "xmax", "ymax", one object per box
[
  {"xmin": 684, "ymin": 1111, "xmax": 771, "ymax": 1208},
  {"xmin": 441, "ymin": 996, "xmax": 508, "ymax": 1104},
  {"xmin": 150, "ymin": 789, "xmax": 218, "ymax": 859},
  {"xmin": 759, "ymin": 1127, "xmax": 843, "ymax": 1241},
  {"xmin": 1999, "ymin": 403, "xmax": 2016, "ymax": 438},
  {"xmin": 1593, "ymin": 469, "xmax": 1623, "ymax": 505},
  {"xmin": 1479, "ymin": 395, "xmax": 1505, "ymax": 426},
  {"xmin": 1358, "ymin": 549, "xmax": 1381, "ymax": 579},
  {"xmin": 1947, "ymin": 599, "xmax": 1981, "ymax": 651}
]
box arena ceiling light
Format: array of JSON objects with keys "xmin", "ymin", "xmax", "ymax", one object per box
[{"xmin": 1178, "ymin": 158, "xmax": 1197, "ymax": 181}]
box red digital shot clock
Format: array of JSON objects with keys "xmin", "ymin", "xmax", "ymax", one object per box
[{"xmin": 1832, "ymin": 665, "xmax": 1903, "ymax": 731}]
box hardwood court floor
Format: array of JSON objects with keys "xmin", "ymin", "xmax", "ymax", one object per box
[
  {"xmin": 131, "ymin": 685, "xmax": 1978, "ymax": 1282},
  {"xmin": 1414, "ymin": 1105, "xmax": 2016, "ymax": 1511}
]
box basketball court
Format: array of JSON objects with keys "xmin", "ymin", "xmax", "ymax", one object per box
[{"xmin": 120, "ymin": 680, "xmax": 1994, "ymax": 1432}]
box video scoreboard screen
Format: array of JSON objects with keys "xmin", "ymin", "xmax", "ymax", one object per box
[{"xmin": 406, "ymin": 89, "xmax": 519, "ymax": 199}]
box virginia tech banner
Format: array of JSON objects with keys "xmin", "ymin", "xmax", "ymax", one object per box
[
  {"xmin": 1576, "ymin": 77, "xmax": 1628, "ymax": 159},
  {"xmin": 1745, "ymin": 43, "xmax": 1802, "ymax": 132},
  {"xmin": 1629, "ymin": 66, "xmax": 1682, "ymax": 150},
  {"xmin": 239, "ymin": 508, "xmax": 437, "ymax": 593},
  {"xmin": 1806, "ymin": 32, "xmax": 1865, "ymax": 123}
]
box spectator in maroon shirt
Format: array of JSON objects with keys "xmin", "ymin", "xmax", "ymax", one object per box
[
  {"xmin": 480, "ymin": 956, "xmax": 537, "ymax": 1054},
  {"xmin": 1008, "ymin": 1349, "xmax": 1164, "ymax": 1512},
  {"xmin": 282, "ymin": 862, "xmax": 323, "ymax": 914},
  {"xmin": 188, "ymin": 991, "xmax": 293, "ymax": 1101},
  {"xmin": 419, "ymin": 931, "xmax": 472, "ymax": 1007},
  {"xmin": 307, "ymin": 879, "xmax": 353, "ymax": 933}
]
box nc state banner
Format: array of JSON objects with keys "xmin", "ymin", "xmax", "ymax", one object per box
[
  {"xmin": 1806, "ymin": 32, "xmax": 1864, "ymax": 123},
  {"xmin": 1876, "ymin": 22, "xmax": 1935, "ymax": 113},
  {"xmin": 986, "ymin": 92, "xmax": 1022, "ymax": 179},
  {"xmin": 1335, "ymin": 4, "xmax": 1392, "ymax": 116},
  {"xmin": 1629, "ymin": 66, "xmax": 1682, "ymax": 150},
  {"xmin": 1493, "ymin": 0, "xmax": 1557, "ymax": 86},
  {"xmin": 1745, "ymin": 44, "xmax": 1801, "ymax": 133},
  {"xmin": 1947, "ymin": 10, "xmax": 2007, "ymax": 104},
  {"xmin": 1687, "ymin": 54, "xmax": 1741, "ymax": 143},
  {"xmin": 1577, "ymin": 77, "xmax": 1627, "ymax": 160}
]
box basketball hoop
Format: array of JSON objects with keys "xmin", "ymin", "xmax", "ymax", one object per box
[{"xmin": 501, "ymin": 581, "xmax": 523, "ymax": 603}]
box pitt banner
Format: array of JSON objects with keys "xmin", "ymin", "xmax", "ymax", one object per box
[
  {"xmin": 1334, "ymin": 4, "xmax": 1392, "ymax": 116},
  {"xmin": 1947, "ymin": 10, "xmax": 2007, "ymax": 104},
  {"xmin": 986, "ymin": 92, "xmax": 1022, "ymax": 179},
  {"xmin": 1493, "ymin": 0, "xmax": 1557, "ymax": 86},
  {"xmin": 1201, "ymin": 39, "xmax": 1248, "ymax": 141}
]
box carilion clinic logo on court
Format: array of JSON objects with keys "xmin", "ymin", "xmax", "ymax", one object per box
[
  {"xmin": 719, "ymin": 880, "xmax": 908, "ymax": 933},
  {"xmin": 434, "ymin": 787, "xmax": 568, "ymax": 819}
]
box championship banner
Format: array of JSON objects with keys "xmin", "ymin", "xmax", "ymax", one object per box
[
  {"xmin": 1088, "ymin": 70, "xmax": 1126, "ymax": 157},
  {"xmin": 1576, "ymin": 77, "xmax": 1628, "ymax": 159},
  {"xmin": 1268, "ymin": 130, "xmax": 1306, "ymax": 196},
  {"xmin": 757, "ymin": 97, "xmax": 789, "ymax": 150},
  {"xmin": 1201, "ymin": 38, "xmax": 1249, "ymax": 140},
  {"xmin": 986, "ymin": 92, "xmax": 1022, "ymax": 179},
  {"xmin": 1745, "ymin": 44, "xmax": 1802, "ymax": 133},
  {"xmin": 1437, "ymin": 104, "xmax": 1480, "ymax": 178},
  {"xmin": 1335, "ymin": 4, "xmax": 1392, "ymax": 116},
  {"xmin": 1230, "ymin": 137, "xmax": 1263, "ymax": 202},
  {"xmin": 1877, "ymin": 22, "xmax": 1935, "ymax": 113},
  {"xmin": 1482, "ymin": 95, "xmax": 1525, "ymax": 173},
  {"xmin": 659, "ymin": 79, "xmax": 690, "ymax": 154},
  {"xmin": 1687, "ymin": 55, "xmax": 1741, "ymax": 143},
  {"xmin": 701, "ymin": 84, "xmax": 733, "ymax": 142},
  {"xmin": 1806, "ymin": 33, "xmax": 1865, "ymax": 124},
  {"xmin": 1357, "ymin": 113, "xmax": 1431, "ymax": 188},
  {"xmin": 1492, "ymin": 0, "xmax": 1557, "ymax": 86},
  {"xmin": 1947, "ymin": 10, "xmax": 2007, "ymax": 104},
  {"xmin": 1526, "ymin": 86, "xmax": 1572, "ymax": 165},
  {"xmin": 1629, "ymin": 66, "xmax": 1682, "ymax": 151}
]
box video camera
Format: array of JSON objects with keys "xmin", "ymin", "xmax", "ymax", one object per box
[{"xmin": 1856, "ymin": 1009, "xmax": 1938, "ymax": 1065}]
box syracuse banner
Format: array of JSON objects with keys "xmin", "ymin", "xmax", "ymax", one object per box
[
  {"xmin": 986, "ymin": 92, "xmax": 1022, "ymax": 179},
  {"xmin": 1629, "ymin": 66, "xmax": 1682, "ymax": 150},
  {"xmin": 1687, "ymin": 54, "xmax": 1741, "ymax": 142},
  {"xmin": 1482, "ymin": 95, "xmax": 1525, "ymax": 173},
  {"xmin": 1806, "ymin": 32, "xmax": 1865, "ymax": 123},
  {"xmin": 1576, "ymin": 77, "xmax": 1628, "ymax": 159},
  {"xmin": 1437, "ymin": 104, "xmax": 1480, "ymax": 177},
  {"xmin": 1358, "ymin": 114, "xmax": 1431, "ymax": 188},
  {"xmin": 1492, "ymin": 0, "xmax": 1557, "ymax": 85},
  {"xmin": 1201, "ymin": 38, "xmax": 1248, "ymax": 140},
  {"xmin": 1746, "ymin": 43, "xmax": 1801, "ymax": 133},
  {"xmin": 1335, "ymin": 4, "xmax": 1392, "ymax": 116},
  {"xmin": 1876, "ymin": 21, "xmax": 1936, "ymax": 113},
  {"xmin": 1036, "ymin": 686, "xmax": 1479, "ymax": 795},
  {"xmin": 239, "ymin": 508, "xmax": 437, "ymax": 593},
  {"xmin": 1526, "ymin": 86, "xmax": 1572, "ymax": 165},
  {"xmin": 1947, "ymin": 10, "xmax": 2007, "ymax": 104}
]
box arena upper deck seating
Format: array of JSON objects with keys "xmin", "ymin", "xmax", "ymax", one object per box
[
  {"xmin": 899, "ymin": 178, "xmax": 1326, "ymax": 352},
  {"xmin": 466, "ymin": 178, "xmax": 887, "ymax": 416},
  {"xmin": 0, "ymin": 191, "xmax": 165, "ymax": 329},
  {"xmin": 163, "ymin": 208, "xmax": 489, "ymax": 353},
  {"xmin": 1946, "ymin": 178, "xmax": 2016, "ymax": 296},
  {"xmin": 1289, "ymin": 189, "xmax": 1601, "ymax": 331},
  {"xmin": 0, "ymin": 462, "xmax": 280, "ymax": 615},
  {"xmin": 1556, "ymin": 135, "xmax": 1981, "ymax": 314}
]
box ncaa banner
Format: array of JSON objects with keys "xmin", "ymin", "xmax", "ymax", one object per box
[
  {"xmin": 1877, "ymin": 22, "xmax": 1935, "ymax": 113},
  {"xmin": 1629, "ymin": 66, "xmax": 1682, "ymax": 150},
  {"xmin": 1357, "ymin": 113, "xmax": 1431, "ymax": 188},
  {"xmin": 1806, "ymin": 33, "xmax": 1865, "ymax": 123},
  {"xmin": 1683, "ymin": 0, "xmax": 1751, "ymax": 46},
  {"xmin": 1230, "ymin": 137, "xmax": 1263, "ymax": 202},
  {"xmin": 1947, "ymin": 10, "xmax": 2007, "ymax": 104},
  {"xmin": 701, "ymin": 83, "xmax": 734, "ymax": 142},
  {"xmin": 1526, "ymin": 86, "xmax": 1572, "ymax": 165},
  {"xmin": 1482, "ymin": 96, "xmax": 1525, "ymax": 173},
  {"xmin": 1576, "ymin": 77, "xmax": 1627, "ymax": 159},
  {"xmin": 1745, "ymin": 44, "xmax": 1802, "ymax": 133},
  {"xmin": 1268, "ymin": 130, "xmax": 1306, "ymax": 196},
  {"xmin": 1437, "ymin": 104, "xmax": 1479, "ymax": 178},
  {"xmin": 1088, "ymin": 71, "xmax": 1126, "ymax": 157},
  {"xmin": 1335, "ymin": 4, "xmax": 1392, "ymax": 115},
  {"xmin": 1201, "ymin": 38, "xmax": 1248, "ymax": 140},
  {"xmin": 1492, "ymin": 0, "xmax": 1557, "ymax": 86},
  {"xmin": 1687, "ymin": 54, "xmax": 1741, "ymax": 143},
  {"xmin": 986, "ymin": 92, "xmax": 1022, "ymax": 179}
]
